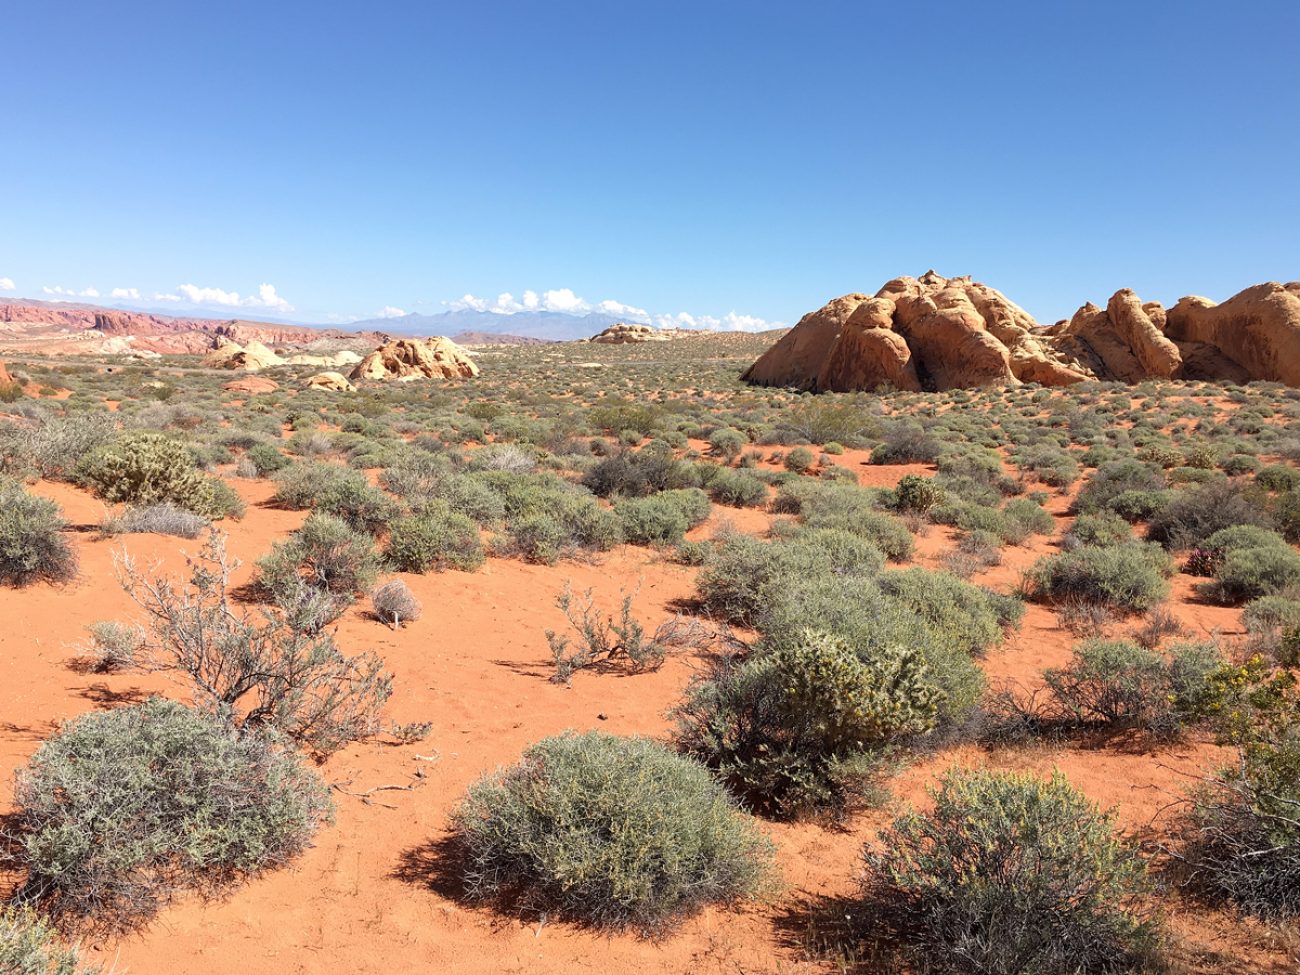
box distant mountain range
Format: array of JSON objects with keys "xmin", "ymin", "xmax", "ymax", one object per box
[{"xmin": 346, "ymin": 309, "xmax": 635, "ymax": 342}]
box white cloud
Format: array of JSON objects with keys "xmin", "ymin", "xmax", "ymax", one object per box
[
  {"xmin": 445, "ymin": 284, "xmax": 778, "ymax": 332},
  {"xmin": 0, "ymin": 277, "xmax": 14, "ymax": 291},
  {"xmin": 42, "ymin": 285, "xmax": 100, "ymax": 299},
  {"xmin": 156, "ymin": 282, "xmax": 294, "ymax": 312},
  {"xmin": 111, "ymin": 287, "xmax": 141, "ymax": 300},
  {"xmin": 376, "ymin": 305, "xmax": 407, "ymax": 319},
  {"xmin": 653, "ymin": 310, "xmax": 782, "ymax": 332}
]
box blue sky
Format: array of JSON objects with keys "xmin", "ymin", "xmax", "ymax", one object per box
[{"xmin": 3, "ymin": 0, "xmax": 1297, "ymax": 328}]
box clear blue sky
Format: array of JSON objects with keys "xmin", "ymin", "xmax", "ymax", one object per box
[{"xmin": 3, "ymin": 0, "xmax": 1297, "ymax": 328}]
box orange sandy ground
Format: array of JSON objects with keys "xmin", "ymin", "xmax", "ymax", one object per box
[{"xmin": 1, "ymin": 457, "xmax": 1295, "ymax": 974}]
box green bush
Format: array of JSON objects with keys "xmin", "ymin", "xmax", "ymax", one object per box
[
  {"xmin": 11, "ymin": 698, "xmax": 332, "ymax": 928},
  {"xmin": 1210, "ymin": 542, "xmax": 1300, "ymax": 605},
  {"xmin": 0, "ymin": 905, "xmax": 100, "ymax": 974},
  {"xmin": 581, "ymin": 449, "xmax": 694, "ymax": 498},
  {"xmin": 0, "ymin": 482, "xmax": 77, "ymax": 587},
  {"xmin": 783, "ymin": 445, "xmax": 816, "ymax": 473},
  {"xmin": 1065, "ymin": 511, "xmax": 1131, "ymax": 548},
  {"xmin": 451, "ymin": 731, "xmax": 772, "ymax": 933},
  {"xmin": 257, "ymin": 512, "xmax": 381, "ymax": 617},
  {"xmin": 1024, "ymin": 543, "xmax": 1171, "ymax": 613},
  {"xmin": 891, "ymin": 473, "xmax": 945, "ymax": 514},
  {"xmin": 676, "ymin": 630, "xmax": 941, "ymax": 818},
  {"xmin": 616, "ymin": 488, "xmax": 711, "ymax": 546},
  {"xmin": 245, "ymin": 442, "xmax": 289, "ymax": 476},
  {"xmin": 708, "ymin": 427, "xmax": 747, "ymax": 461},
  {"xmin": 78, "ymin": 432, "xmax": 232, "ymax": 518},
  {"xmin": 862, "ymin": 768, "xmax": 1157, "ymax": 975},
  {"xmin": 1075, "ymin": 460, "xmax": 1166, "ymax": 515},
  {"xmin": 385, "ymin": 504, "xmax": 485, "ymax": 572},
  {"xmin": 878, "ymin": 568, "xmax": 1014, "ymax": 657},
  {"xmin": 705, "ymin": 467, "xmax": 767, "ymax": 507},
  {"xmin": 1146, "ymin": 480, "xmax": 1272, "ymax": 550}
]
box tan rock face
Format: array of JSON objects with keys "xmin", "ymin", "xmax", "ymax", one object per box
[
  {"xmin": 204, "ymin": 339, "xmax": 283, "ymax": 371},
  {"xmin": 744, "ymin": 272, "xmax": 1087, "ymax": 391},
  {"xmin": 306, "ymin": 371, "xmax": 356, "ymax": 392},
  {"xmin": 222, "ymin": 376, "xmax": 280, "ymax": 395},
  {"xmin": 1164, "ymin": 282, "xmax": 1300, "ymax": 385},
  {"xmin": 744, "ymin": 274, "xmax": 1300, "ymax": 392},
  {"xmin": 349, "ymin": 337, "xmax": 479, "ymax": 382},
  {"xmin": 0, "ymin": 360, "xmax": 13, "ymax": 386},
  {"xmin": 587, "ymin": 323, "xmax": 672, "ymax": 344},
  {"xmin": 284, "ymin": 350, "xmax": 363, "ymax": 368}
]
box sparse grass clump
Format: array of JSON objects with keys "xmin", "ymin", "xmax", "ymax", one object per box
[
  {"xmin": 101, "ymin": 502, "xmax": 208, "ymax": 539},
  {"xmin": 0, "ymin": 905, "xmax": 101, "ymax": 974},
  {"xmin": 450, "ymin": 731, "xmax": 773, "ymax": 933},
  {"xmin": 10, "ymin": 697, "xmax": 332, "ymax": 929},
  {"xmin": 862, "ymin": 768, "xmax": 1158, "ymax": 975}
]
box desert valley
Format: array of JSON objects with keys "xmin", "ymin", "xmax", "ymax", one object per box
[{"xmin": 1, "ymin": 271, "xmax": 1299, "ymax": 974}]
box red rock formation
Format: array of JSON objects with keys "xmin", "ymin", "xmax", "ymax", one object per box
[{"xmin": 1165, "ymin": 282, "xmax": 1300, "ymax": 385}]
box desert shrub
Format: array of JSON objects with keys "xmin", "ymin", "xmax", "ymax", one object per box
[
  {"xmin": 1181, "ymin": 664, "xmax": 1300, "ymax": 918},
  {"xmin": 798, "ymin": 488, "xmax": 913, "ymax": 560},
  {"xmin": 0, "ymin": 483, "xmax": 77, "ymax": 587},
  {"xmin": 0, "ymin": 905, "xmax": 101, "ymax": 974},
  {"xmin": 862, "ymin": 768, "xmax": 1157, "ymax": 975},
  {"xmin": 272, "ymin": 460, "xmax": 396, "ymax": 535},
  {"xmin": 696, "ymin": 533, "xmax": 883, "ymax": 627},
  {"xmin": 616, "ymin": 488, "xmax": 711, "ymax": 546},
  {"xmin": 581, "ymin": 448, "xmax": 694, "ymax": 498},
  {"xmin": 783, "ymin": 445, "xmax": 816, "ymax": 473},
  {"xmin": 708, "ymin": 427, "xmax": 747, "ymax": 461},
  {"xmin": 10, "ymin": 697, "xmax": 332, "ymax": 929},
  {"xmin": 891, "ymin": 473, "xmax": 944, "ymax": 514},
  {"xmin": 1255, "ymin": 464, "xmax": 1300, "ymax": 492},
  {"xmin": 101, "ymin": 502, "xmax": 208, "ymax": 539},
  {"xmin": 1039, "ymin": 639, "xmax": 1220, "ymax": 737},
  {"xmin": 705, "ymin": 467, "xmax": 767, "ymax": 507},
  {"xmin": 1015, "ymin": 445, "xmax": 1080, "ymax": 487},
  {"xmin": 80, "ymin": 620, "xmax": 145, "ymax": 672},
  {"xmin": 257, "ymin": 513, "xmax": 381, "ymax": 617},
  {"xmin": 878, "ymin": 568, "xmax": 1013, "ymax": 657},
  {"xmin": 498, "ymin": 488, "xmax": 622, "ymax": 564},
  {"xmin": 77, "ymin": 432, "xmax": 232, "ymax": 518},
  {"xmin": 371, "ymin": 579, "xmax": 422, "ymax": 628},
  {"xmin": 244, "ymin": 442, "xmax": 289, "ymax": 476},
  {"xmin": 675, "ymin": 630, "xmax": 942, "ymax": 818},
  {"xmin": 1146, "ymin": 479, "xmax": 1272, "ymax": 550},
  {"xmin": 1023, "ymin": 543, "xmax": 1171, "ymax": 613},
  {"xmin": 1075, "ymin": 459, "xmax": 1166, "ymax": 515},
  {"xmin": 0, "ymin": 412, "xmax": 116, "ymax": 480},
  {"xmin": 1065, "ymin": 511, "xmax": 1131, "ymax": 548},
  {"xmin": 1107, "ymin": 489, "xmax": 1170, "ymax": 522},
  {"xmin": 1243, "ymin": 596, "xmax": 1300, "ymax": 663},
  {"xmin": 1209, "ymin": 541, "xmax": 1300, "ymax": 605},
  {"xmin": 871, "ymin": 421, "xmax": 941, "ymax": 464},
  {"xmin": 120, "ymin": 532, "xmax": 391, "ymax": 755},
  {"xmin": 450, "ymin": 731, "xmax": 772, "ymax": 933},
  {"xmin": 385, "ymin": 504, "xmax": 485, "ymax": 572},
  {"xmin": 544, "ymin": 584, "xmax": 677, "ymax": 682}
]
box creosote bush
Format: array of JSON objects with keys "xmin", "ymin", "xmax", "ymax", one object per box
[
  {"xmin": 450, "ymin": 731, "xmax": 773, "ymax": 933},
  {"xmin": 862, "ymin": 768, "xmax": 1158, "ymax": 975},
  {"xmin": 0, "ymin": 482, "xmax": 77, "ymax": 587},
  {"xmin": 10, "ymin": 697, "xmax": 332, "ymax": 929}
]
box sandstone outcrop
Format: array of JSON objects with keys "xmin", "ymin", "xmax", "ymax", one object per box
[
  {"xmin": 223, "ymin": 376, "xmax": 280, "ymax": 395},
  {"xmin": 204, "ymin": 339, "xmax": 283, "ymax": 371},
  {"xmin": 745, "ymin": 274, "xmax": 1300, "ymax": 392},
  {"xmin": 0, "ymin": 360, "xmax": 13, "ymax": 386},
  {"xmin": 284, "ymin": 350, "xmax": 363, "ymax": 368},
  {"xmin": 588, "ymin": 323, "xmax": 672, "ymax": 344},
  {"xmin": 306, "ymin": 371, "xmax": 356, "ymax": 392},
  {"xmin": 349, "ymin": 337, "xmax": 478, "ymax": 382},
  {"xmin": 744, "ymin": 271, "xmax": 1088, "ymax": 392}
]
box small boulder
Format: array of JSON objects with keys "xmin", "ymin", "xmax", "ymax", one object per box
[
  {"xmin": 306, "ymin": 371, "xmax": 356, "ymax": 392},
  {"xmin": 349, "ymin": 337, "xmax": 478, "ymax": 381}
]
